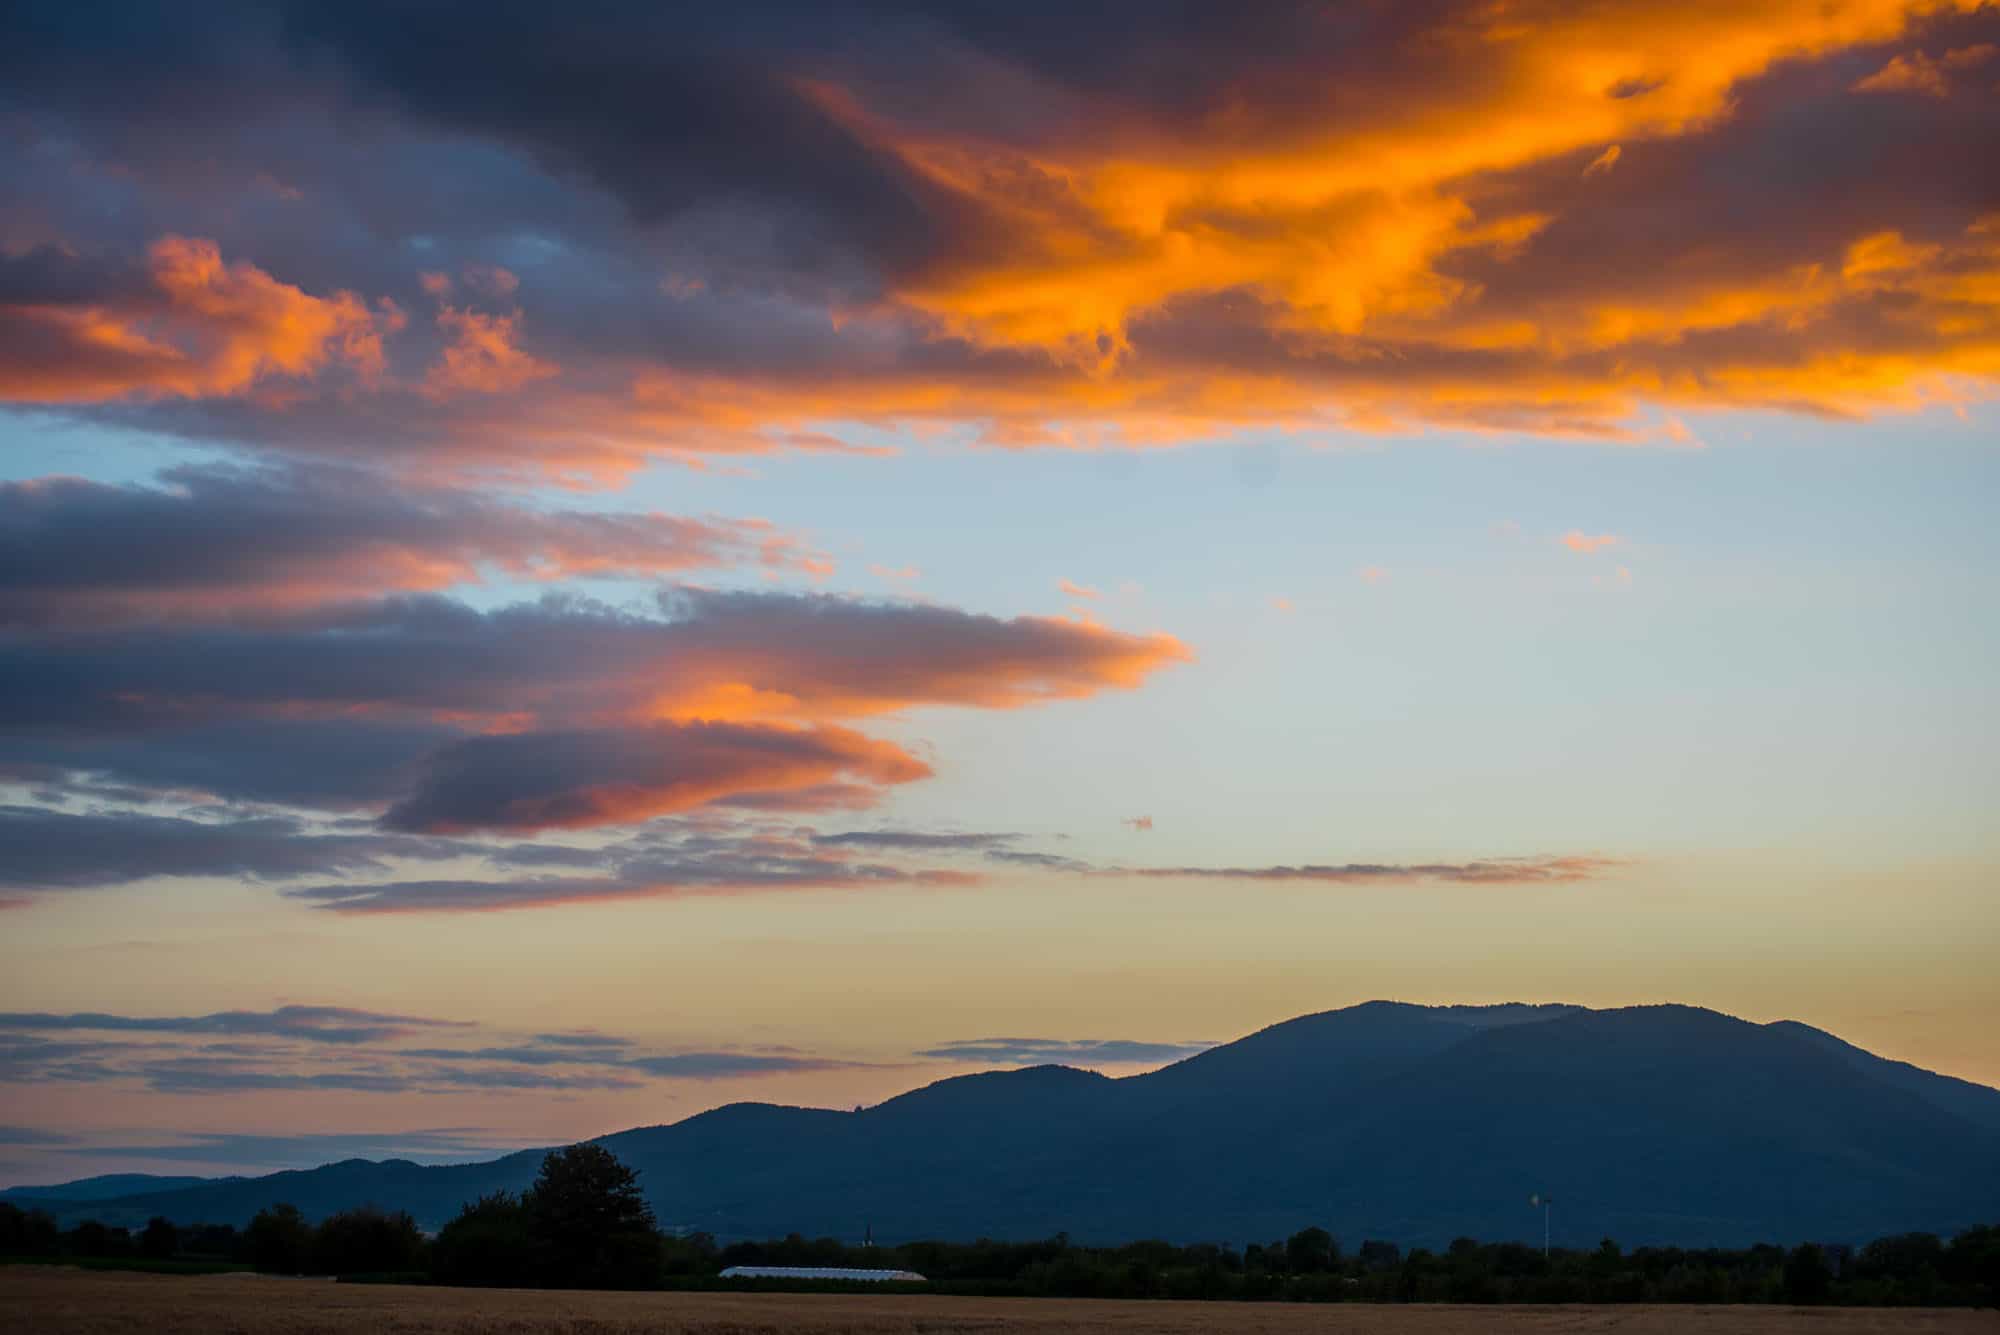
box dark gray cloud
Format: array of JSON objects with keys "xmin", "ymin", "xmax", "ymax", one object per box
[
  {"xmin": 0, "ymin": 464, "xmax": 825, "ymax": 626},
  {"xmin": 0, "ymin": 587, "xmax": 1181, "ymax": 830},
  {"xmin": 0, "ymin": 804, "xmax": 452, "ymax": 891},
  {"xmin": 0, "ymin": 1125, "xmax": 75, "ymax": 1145},
  {"xmin": 0, "ymin": 1005, "xmax": 464, "ymax": 1046},
  {"xmin": 286, "ymin": 858, "xmax": 974, "ymax": 914},
  {"xmin": 1118, "ymin": 857, "xmax": 1619, "ymax": 885},
  {"xmin": 983, "ymin": 848, "xmax": 1095, "ymax": 873},
  {"xmin": 0, "ymin": 1010, "xmax": 865, "ymax": 1096},
  {"xmin": 126, "ymin": 1057, "xmax": 643, "ymax": 1095},
  {"xmin": 530, "ymin": 1032, "xmax": 632, "ymax": 1049},
  {"xmin": 379, "ymin": 721, "xmax": 929, "ymax": 834},
  {"xmin": 813, "ymin": 829, "xmax": 1020, "ymax": 852},
  {"xmin": 918, "ymin": 1037, "xmax": 1212, "ymax": 1067},
  {"xmin": 51, "ymin": 1129, "xmax": 512, "ymax": 1167},
  {"xmin": 621, "ymin": 1052, "xmax": 866, "ymax": 1080}
]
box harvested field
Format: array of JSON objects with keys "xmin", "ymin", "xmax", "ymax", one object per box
[{"xmin": 3, "ymin": 1268, "xmax": 1995, "ymax": 1334}]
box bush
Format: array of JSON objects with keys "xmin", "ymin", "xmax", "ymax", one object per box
[
  {"xmin": 244, "ymin": 1203, "xmax": 312, "ymax": 1274},
  {"xmin": 139, "ymin": 1216, "xmax": 177, "ymax": 1259},
  {"xmin": 313, "ymin": 1206, "xmax": 426, "ymax": 1276},
  {"xmin": 432, "ymin": 1192, "xmax": 533, "ymax": 1287}
]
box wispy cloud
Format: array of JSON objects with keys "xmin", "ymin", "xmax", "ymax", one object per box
[
  {"xmin": 813, "ymin": 830, "xmax": 1021, "ymax": 852},
  {"xmin": 50, "ymin": 1129, "xmax": 515, "ymax": 1167},
  {"xmin": 0, "ymin": 1006, "xmax": 465, "ymax": 1046},
  {"xmin": 0, "ymin": 1008, "xmax": 875, "ymax": 1096},
  {"xmin": 622, "ymin": 1052, "xmax": 875, "ymax": 1080},
  {"xmin": 0, "ymin": 465, "xmax": 829, "ymax": 626},
  {"xmin": 1119, "ymin": 856, "xmax": 1620, "ymax": 885},
  {"xmin": 919, "ymin": 1037, "xmax": 1212, "ymax": 1067}
]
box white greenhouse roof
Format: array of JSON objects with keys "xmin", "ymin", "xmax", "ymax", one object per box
[{"xmin": 719, "ymin": 1265, "xmax": 927, "ymax": 1282}]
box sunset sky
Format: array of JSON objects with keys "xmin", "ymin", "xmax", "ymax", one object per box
[{"xmin": 2, "ymin": 0, "xmax": 1997, "ymax": 1185}]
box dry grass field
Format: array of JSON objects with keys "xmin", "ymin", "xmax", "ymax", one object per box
[{"xmin": 3, "ymin": 1268, "xmax": 1995, "ymax": 1335}]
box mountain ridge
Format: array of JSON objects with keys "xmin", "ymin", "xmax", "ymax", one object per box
[{"xmin": 7, "ymin": 1001, "xmax": 1995, "ymax": 1249}]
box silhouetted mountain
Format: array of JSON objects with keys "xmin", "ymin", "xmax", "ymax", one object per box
[
  {"xmin": 16, "ymin": 1003, "xmax": 1999, "ymax": 1248},
  {"xmin": 0, "ymin": 1173, "xmax": 221, "ymax": 1203},
  {"xmin": 1764, "ymin": 1019, "xmax": 2000, "ymax": 1134}
]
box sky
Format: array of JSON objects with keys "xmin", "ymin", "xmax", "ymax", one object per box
[{"xmin": 1, "ymin": 0, "xmax": 1997, "ymax": 1186}]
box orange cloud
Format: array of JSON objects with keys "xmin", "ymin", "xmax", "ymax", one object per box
[
  {"xmin": 1058, "ymin": 578, "xmax": 1101, "ymax": 600},
  {"xmin": 834, "ymin": 3, "xmax": 1983, "ymax": 353},
  {"xmin": 8, "ymin": 5, "xmax": 1997, "ymax": 470},
  {"xmin": 0, "ymin": 237, "xmax": 386, "ymax": 403},
  {"xmin": 1562, "ymin": 531, "xmax": 1621, "ymax": 553},
  {"xmin": 1853, "ymin": 51, "xmax": 1951, "ymax": 96},
  {"xmin": 423, "ymin": 304, "xmax": 557, "ymax": 398}
]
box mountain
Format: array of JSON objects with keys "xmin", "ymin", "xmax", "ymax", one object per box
[
  {"xmin": 0, "ymin": 1173, "xmax": 220, "ymax": 1203},
  {"xmin": 12, "ymin": 1003, "xmax": 1998, "ymax": 1248}
]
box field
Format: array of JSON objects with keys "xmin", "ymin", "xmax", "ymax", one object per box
[{"xmin": 4, "ymin": 1269, "xmax": 1995, "ymax": 1335}]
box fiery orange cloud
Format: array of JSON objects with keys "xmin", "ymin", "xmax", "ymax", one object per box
[
  {"xmin": 1562, "ymin": 531, "xmax": 1621, "ymax": 553},
  {"xmin": 8, "ymin": 5, "xmax": 1995, "ymax": 469},
  {"xmin": 0, "ymin": 237, "xmax": 388, "ymax": 404},
  {"xmin": 833, "ymin": 3, "xmax": 1988, "ymax": 352},
  {"xmin": 1058, "ymin": 578, "xmax": 1101, "ymax": 600}
]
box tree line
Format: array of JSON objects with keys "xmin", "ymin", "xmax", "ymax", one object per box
[{"xmin": 5, "ymin": 1144, "xmax": 1997, "ymax": 1305}]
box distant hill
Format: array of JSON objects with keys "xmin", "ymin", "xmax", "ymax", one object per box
[
  {"xmin": 14, "ymin": 1003, "xmax": 1998, "ymax": 1248},
  {"xmin": 0, "ymin": 1173, "xmax": 221, "ymax": 1203}
]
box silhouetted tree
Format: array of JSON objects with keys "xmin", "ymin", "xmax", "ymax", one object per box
[
  {"xmin": 66, "ymin": 1220, "xmax": 130, "ymax": 1257},
  {"xmin": 1358, "ymin": 1239, "xmax": 1401, "ymax": 1271},
  {"xmin": 139, "ymin": 1216, "xmax": 178, "ymax": 1259},
  {"xmin": 0, "ymin": 1203, "xmax": 60, "ymax": 1255},
  {"xmin": 433, "ymin": 1191, "xmax": 534, "ymax": 1287},
  {"xmin": 312, "ymin": 1205, "xmax": 425, "ymax": 1275},
  {"xmin": 244, "ymin": 1202, "xmax": 312, "ymax": 1274},
  {"xmin": 1942, "ymin": 1225, "xmax": 2000, "ymax": 1307},
  {"xmin": 524, "ymin": 1144, "xmax": 660, "ymax": 1288},
  {"xmin": 1784, "ymin": 1243, "xmax": 1833, "ymax": 1304},
  {"xmin": 1285, "ymin": 1226, "xmax": 1336, "ymax": 1273}
]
